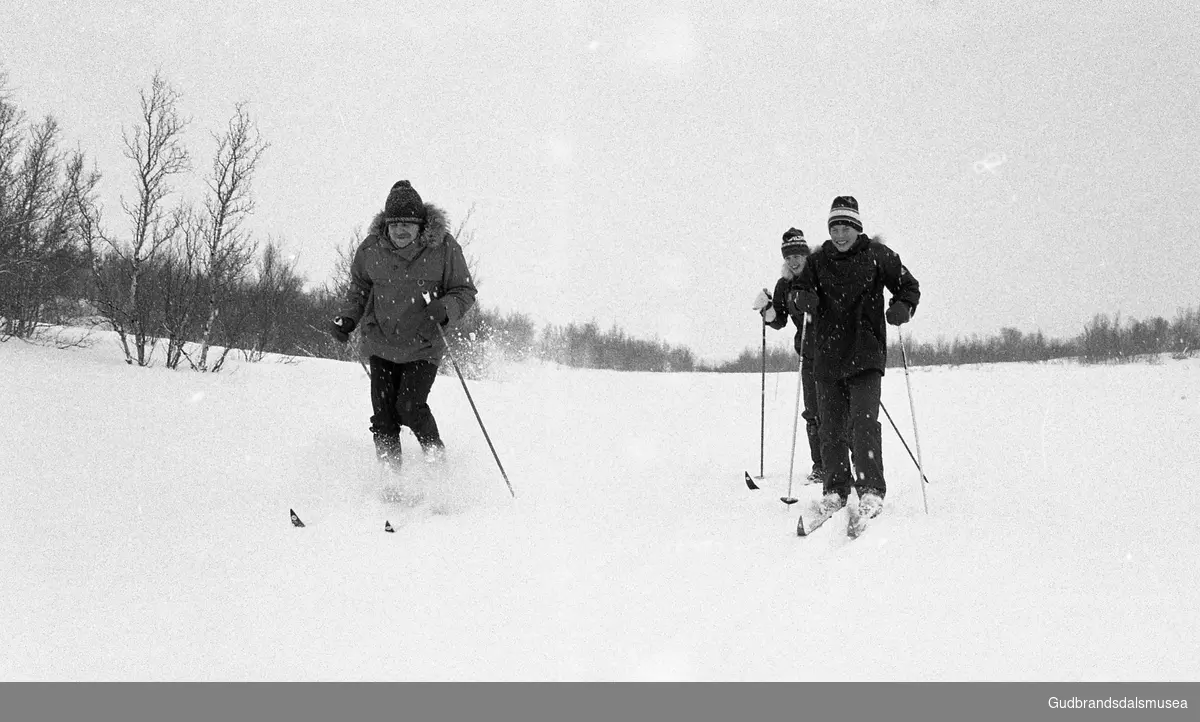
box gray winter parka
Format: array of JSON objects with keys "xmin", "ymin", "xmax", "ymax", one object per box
[{"xmin": 339, "ymin": 204, "xmax": 477, "ymax": 365}]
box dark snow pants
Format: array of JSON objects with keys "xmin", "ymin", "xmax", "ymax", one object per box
[
  {"xmin": 800, "ymin": 354, "xmax": 822, "ymax": 470},
  {"xmin": 369, "ymin": 356, "xmax": 443, "ymax": 455},
  {"xmin": 816, "ymin": 369, "xmax": 884, "ymax": 499}
]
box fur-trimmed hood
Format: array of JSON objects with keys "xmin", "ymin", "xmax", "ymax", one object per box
[
  {"xmin": 367, "ymin": 203, "xmax": 451, "ymax": 249},
  {"xmin": 779, "ymin": 245, "xmax": 822, "ymax": 280}
]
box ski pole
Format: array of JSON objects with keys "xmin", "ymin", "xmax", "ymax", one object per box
[
  {"xmin": 781, "ymin": 315, "xmax": 807, "ymax": 505},
  {"xmin": 758, "ymin": 318, "xmax": 766, "ymax": 479},
  {"xmin": 897, "ymin": 328, "xmax": 928, "ymax": 514},
  {"xmin": 746, "ymin": 291, "xmax": 771, "ymax": 490},
  {"xmin": 879, "ymin": 401, "xmax": 929, "ymax": 485},
  {"xmin": 425, "ymin": 296, "xmax": 514, "ymax": 498},
  {"xmin": 439, "ymin": 326, "xmax": 515, "ymax": 497}
]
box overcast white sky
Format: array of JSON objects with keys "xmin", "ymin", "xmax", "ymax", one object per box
[{"xmin": 5, "ymin": 0, "xmax": 1198, "ymax": 361}]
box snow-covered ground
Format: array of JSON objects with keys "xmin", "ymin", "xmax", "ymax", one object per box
[{"xmin": 3, "ymin": 332, "xmax": 1197, "ymax": 681}]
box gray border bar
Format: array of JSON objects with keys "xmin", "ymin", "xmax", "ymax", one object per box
[{"xmin": 1, "ymin": 682, "xmax": 1196, "ymax": 722}]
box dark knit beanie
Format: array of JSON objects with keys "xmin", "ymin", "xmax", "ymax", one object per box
[
  {"xmin": 828, "ymin": 195, "xmax": 863, "ymax": 233},
  {"xmin": 384, "ymin": 180, "xmax": 426, "ymax": 224},
  {"xmin": 781, "ymin": 228, "xmax": 809, "ymax": 257}
]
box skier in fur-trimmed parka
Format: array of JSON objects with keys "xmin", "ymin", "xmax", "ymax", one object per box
[
  {"xmin": 786, "ymin": 196, "xmax": 920, "ymax": 523},
  {"xmin": 330, "ymin": 180, "xmax": 477, "ymax": 467}
]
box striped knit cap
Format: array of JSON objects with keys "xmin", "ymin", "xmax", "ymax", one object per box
[
  {"xmin": 780, "ymin": 228, "xmax": 809, "ymax": 257},
  {"xmin": 827, "ymin": 195, "xmax": 863, "ymax": 233}
]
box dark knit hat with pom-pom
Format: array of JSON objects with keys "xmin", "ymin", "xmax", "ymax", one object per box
[{"xmin": 384, "ymin": 180, "xmax": 426, "ymax": 224}]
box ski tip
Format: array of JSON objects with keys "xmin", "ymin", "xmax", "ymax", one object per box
[
  {"xmin": 290, "ymin": 509, "xmax": 305, "ymax": 528},
  {"xmin": 384, "ymin": 521, "xmax": 395, "ymax": 533},
  {"xmin": 744, "ymin": 471, "xmax": 760, "ymax": 490},
  {"xmin": 797, "ymin": 516, "xmax": 809, "ymax": 537}
]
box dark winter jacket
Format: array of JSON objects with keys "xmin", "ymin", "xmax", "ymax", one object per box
[
  {"xmin": 338, "ymin": 204, "xmax": 477, "ymax": 365},
  {"xmin": 766, "ymin": 258, "xmax": 816, "ymax": 359},
  {"xmin": 791, "ymin": 234, "xmax": 920, "ymax": 381}
]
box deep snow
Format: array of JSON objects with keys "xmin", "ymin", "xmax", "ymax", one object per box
[{"xmin": 2, "ymin": 332, "xmax": 1197, "ymax": 681}]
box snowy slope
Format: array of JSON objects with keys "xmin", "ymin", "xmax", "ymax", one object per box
[{"xmin": 2, "ymin": 333, "xmax": 1197, "ymax": 681}]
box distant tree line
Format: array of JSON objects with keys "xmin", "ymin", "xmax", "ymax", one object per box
[
  {"xmin": 1075, "ymin": 309, "xmax": 1200, "ymax": 363},
  {"xmin": 3, "ymin": 68, "xmax": 1196, "ymax": 373},
  {"xmin": 888, "ymin": 310, "xmax": 1199, "ymax": 367},
  {"xmin": 707, "ymin": 309, "xmax": 1200, "ymax": 372}
]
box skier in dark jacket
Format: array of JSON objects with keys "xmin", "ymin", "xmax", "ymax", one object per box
[
  {"xmin": 330, "ymin": 180, "xmax": 477, "ymax": 472},
  {"xmin": 752, "ymin": 228, "xmax": 824, "ymax": 484},
  {"xmin": 786, "ymin": 196, "xmax": 920, "ymax": 523}
]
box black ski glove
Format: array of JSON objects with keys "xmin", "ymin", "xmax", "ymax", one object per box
[
  {"xmin": 330, "ymin": 316, "xmax": 356, "ymax": 343},
  {"xmin": 786, "ymin": 289, "xmax": 818, "ymax": 318},
  {"xmin": 885, "ymin": 300, "xmax": 913, "ymax": 326},
  {"xmin": 425, "ymin": 298, "xmax": 450, "ymax": 327}
]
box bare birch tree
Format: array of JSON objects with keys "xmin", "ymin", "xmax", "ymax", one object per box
[
  {"xmin": 193, "ymin": 102, "xmax": 267, "ymax": 370},
  {"xmin": 84, "ymin": 72, "xmax": 190, "ymax": 365},
  {"xmin": 158, "ymin": 208, "xmax": 205, "ymax": 368},
  {"xmin": 0, "ymin": 74, "xmax": 100, "ymax": 340}
]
